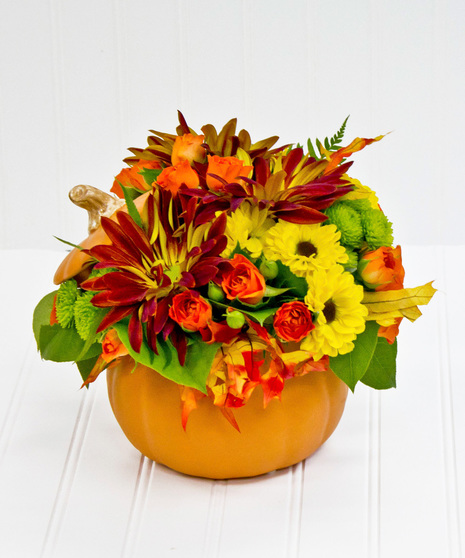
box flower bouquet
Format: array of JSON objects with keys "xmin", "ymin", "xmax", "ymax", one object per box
[{"xmin": 33, "ymin": 113, "xmax": 435, "ymax": 479}]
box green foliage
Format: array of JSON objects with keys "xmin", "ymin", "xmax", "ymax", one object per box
[
  {"xmin": 38, "ymin": 324, "xmax": 101, "ymax": 363},
  {"xmin": 330, "ymin": 321, "xmax": 379, "ymax": 392},
  {"xmin": 77, "ymin": 355, "xmax": 100, "ymax": 385},
  {"xmin": 140, "ymin": 167, "xmax": 162, "ymax": 187},
  {"xmin": 361, "ymin": 337, "xmax": 397, "ymax": 389},
  {"xmin": 55, "ymin": 280, "xmax": 78, "ymax": 328},
  {"xmin": 33, "ymin": 291, "xmax": 58, "ymax": 349},
  {"xmin": 33, "ymin": 291, "xmax": 101, "ymax": 365},
  {"xmin": 361, "ymin": 208, "xmax": 394, "ymax": 250},
  {"xmin": 120, "ymin": 184, "xmax": 143, "ymax": 228},
  {"xmin": 74, "ymin": 291, "xmax": 100, "ymax": 341},
  {"xmin": 53, "ymin": 236, "xmax": 83, "ymax": 250},
  {"xmin": 325, "ymin": 203, "xmax": 364, "ymax": 249},
  {"xmin": 113, "ymin": 322, "xmax": 220, "ymax": 393},
  {"xmin": 273, "ymin": 260, "xmax": 307, "ymax": 298},
  {"xmin": 307, "ymin": 116, "xmax": 349, "ymax": 160},
  {"xmin": 207, "ymin": 298, "xmax": 280, "ymax": 327}
]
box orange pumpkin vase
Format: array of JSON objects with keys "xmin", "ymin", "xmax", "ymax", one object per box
[{"xmin": 106, "ymin": 357, "xmax": 348, "ymax": 479}]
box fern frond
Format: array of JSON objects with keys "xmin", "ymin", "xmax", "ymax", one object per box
[
  {"xmin": 306, "ymin": 116, "xmax": 350, "ymax": 160},
  {"xmin": 326, "ymin": 115, "xmax": 349, "ymax": 151}
]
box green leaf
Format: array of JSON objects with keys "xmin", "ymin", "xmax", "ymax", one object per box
[
  {"xmin": 264, "ymin": 285, "xmax": 289, "ymax": 297},
  {"xmin": 76, "ymin": 355, "xmax": 100, "ymax": 385},
  {"xmin": 139, "ymin": 167, "xmax": 162, "ymax": 187},
  {"xmin": 120, "ymin": 184, "xmax": 143, "ymax": 228},
  {"xmin": 33, "ymin": 291, "xmax": 58, "ymax": 349},
  {"xmin": 329, "ymin": 321, "xmax": 379, "ymax": 392},
  {"xmin": 75, "ymin": 308, "xmax": 108, "ymax": 361},
  {"xmin": 307, "ymin": 138, "xmax": 320, "ymax": 160},
  {"xmin": 53, "ymin": 237, "xmax": 83, "ymax": 250},
  {"xmin": 113, "ymin": 322, "xmax": 221, "ymax": 393},
  {"xmin": 38, "ymin": 324, "xmax": 101, "ymax": 363},
  {"xmin": 361, "ymin": 337, "xmax": 397, "ymax": 390},
  {"xmin": 274, "ymin": 261, "xmax": 307, "ymax": 298}
]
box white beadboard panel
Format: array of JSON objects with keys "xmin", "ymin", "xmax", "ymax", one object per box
[
  {"xmin": 441, "ymin": 246, "xmax": 465, "ymax": 557},
  {"xmin": 299, "ymin": 390, "xmax": 373, "ymax": 557},
  {"xmin": 210, "ymin": 468, "xmax": 297, "ymax": 558},
  {"xmin": 377, "ymin": 246, "xmax": 453, "ymax": 557},
  {"xmin": 0, "ymin": 250, "xmax": 63, "ymax": 430},
  {"xmin": 0, "ymin": 1, "xmax": 60, "ymax": 250},
  {"xmin": 130, "ymin": 464, "xmax": 222, "ymax": 557},
  {"xmin": 0, "ymin": 353, "xmax": 86, "ymax": 558},
  {"xmin": 47, "ymin": 380, "xmax": 143, "ymax": 558}
]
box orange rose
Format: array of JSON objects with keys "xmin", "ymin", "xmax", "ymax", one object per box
[
  {"xmin": 101, "ymin": 329, "xmax": 129, "ymax": 363},
  {"xmin": 206, "ymin": 155, "xmax": 253, "ymax": 192},
  {"xmin": 358, "ymin": 245, "xmax": 405, "ymax": 291},
  {"xmin": 221, "ymin": 254, "xmax": 266, "ymax": 305},
  {"xmin": 111, "ymin": 159, "xmax": 160, "ymax": 198},
  {"xmin": 169, "ymin": 290, "xmax": 212, "ymax": 331},
  {"xmin": 171, "ymin": 133, "xmax": 206, "ymax": 166},
  {"xmin": 157, "ymin": 160, "xmax": 199, "ymax": 195},
  {"xmin": 273, "ymin": 301, "xmax": 315, "ymax": 342}
]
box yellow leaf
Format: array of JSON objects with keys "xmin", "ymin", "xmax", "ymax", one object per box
[
  {"xmin": 363, "ymin": 282, "xmax": 436, "ymax": 306},
  {"xmin": 363, "ymin": 282, "xmax": 435, "ymax": 323}
]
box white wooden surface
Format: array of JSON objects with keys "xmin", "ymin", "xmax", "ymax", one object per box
[
  {"xmin": 1, "ymin": 0, "xmax": 465, "ymax": 250},
  {"xmin": 0, "ymin": 246, "xmax": 462, "ymax": 557}
]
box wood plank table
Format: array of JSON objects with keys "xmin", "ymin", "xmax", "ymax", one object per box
[{"xmin": 0, "ymin": 247, "xmax": 462, "ymax": 558}]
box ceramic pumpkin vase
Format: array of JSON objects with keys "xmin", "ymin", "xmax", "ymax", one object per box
[{"xmin": 106, "ymin": 356, "xmax": 348, "ymax": 479}]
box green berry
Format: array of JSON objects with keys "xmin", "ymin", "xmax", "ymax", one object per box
[
  {"xmin": 226, "ymin": 310, "xmax": 245, "ymax": 329},
  {"xmin": 259, "ymin": 259, "xmax": 279, "ymax": 280}
]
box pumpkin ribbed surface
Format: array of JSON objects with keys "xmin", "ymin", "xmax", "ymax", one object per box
[{"xmin": 106, "ymin": 358, "xmax": 348, "ymax": 479}]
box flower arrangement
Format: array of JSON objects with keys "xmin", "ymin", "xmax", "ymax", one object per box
[{"xmin": 33, "ymin": 112, "xmax": 435, "ymax": 432}]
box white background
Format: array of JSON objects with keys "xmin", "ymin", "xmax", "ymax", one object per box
[{"xmin": 1, "ymin": 0, "xmax": 464, "ymax": 250}]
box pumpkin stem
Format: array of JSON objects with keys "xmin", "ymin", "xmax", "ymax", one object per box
[{"xmin": 69, "ymin": 185, "xmax": 125, "ymax": 233}]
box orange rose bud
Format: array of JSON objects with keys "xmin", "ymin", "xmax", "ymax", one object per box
[
  {"xmin": 378, "ymin": 317, "xmax": 402, "ymax": 344},
  {"xmin": 273, "ymin": 301, "xmax": 315, "ymax": 342},
  {"xmin": 168, "ymin": 290, "xmax": 212, "ymax": 331},
  {"xmin": 171, "ymin": 133, "xmax": 206, "ymax": 166},
  {"xmin": 358, "ymin": 245, "xmax": 405, "ymax": 291},
  {"xmin": 206, "ymin": 155, "xmax": 253, "ymax": 192},
  {"xmin": 101, "ymin": 329, "xmax": 129, "ymax": 363},
  {"xmin": 157, "ymin": 160, "xmax": 200, "ymax": 195},
  {"xmin": 111, "ymin": 159, "xmax": 161, "ymax": 198},
  {"xmin": 221, "ymin": 254, "xmax": 266, "ymax": 305}
]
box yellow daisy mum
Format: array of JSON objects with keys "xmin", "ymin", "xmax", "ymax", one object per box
[
  {"xmin": 223, "ymin": 202, "xmax": 275, "ymax": 258},
  {"xmin": 301, "ymin": 265, "xmax": 367, "ymax": 360},
  {"xmin": 262, "ymin": 221, "xmax": 348, "ymax": 277}
]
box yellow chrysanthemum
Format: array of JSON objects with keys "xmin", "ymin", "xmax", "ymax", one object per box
[
  {"xmin": 223, "ymin": 202, "xmax": 275, "ymax": 258},
  {"xmin": 262, "ymin": 221, "xmax": 348, "ymax": 277},
  {"xmin": 301, "ymin": 265, "xmax": 368, "ymax": 360}
]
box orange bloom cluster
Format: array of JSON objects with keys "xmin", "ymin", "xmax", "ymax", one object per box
[{"xmin": 180, "ymin": 321, "xmax": 329, "ymax": 431}]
